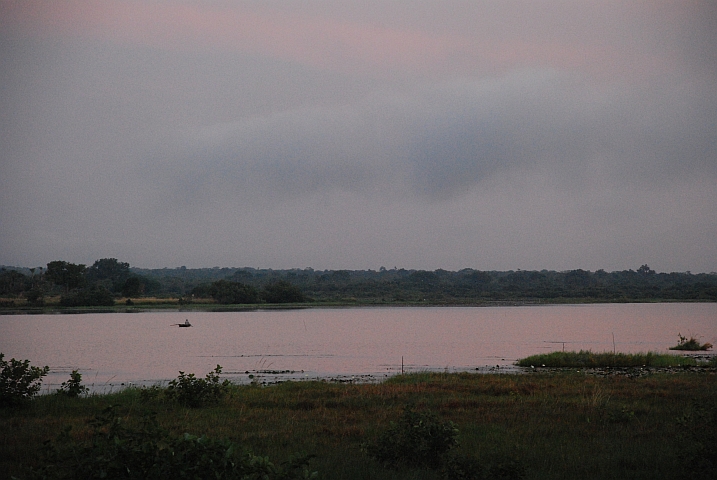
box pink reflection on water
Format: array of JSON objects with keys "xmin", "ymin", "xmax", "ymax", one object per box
[{"xmin": 1, "ymin": 304, "xmax": 715, "ymax": 393}]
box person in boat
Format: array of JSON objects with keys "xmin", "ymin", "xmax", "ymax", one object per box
[{"xmin": 182, "ymin": 319, "xmax": 191, "ymax": 327}]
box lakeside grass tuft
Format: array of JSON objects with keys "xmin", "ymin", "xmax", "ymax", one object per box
[
  {"xmin": 516, "ymin": 350, "xmax": 700, "ymax": 368},
  {"xmin": 669, "ymin": 333, "xmax": 713, "ymax": 351},
  {"xmin": 2, "ymin": 371, "xmax": 716, "ymax": 479}
]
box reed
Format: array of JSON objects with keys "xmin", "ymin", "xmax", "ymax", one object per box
[
  {"xmin": 516, "ymin": 350, "xmax": 699, "ymax": 368},
  {"xmin": 2, "ymin": 371, "xmax": 715, "ymax": 479}
]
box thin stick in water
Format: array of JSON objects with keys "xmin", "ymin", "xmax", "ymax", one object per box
[{"xmin": 612, "ymin": 332, "xmax": 616, "ymax": 355}]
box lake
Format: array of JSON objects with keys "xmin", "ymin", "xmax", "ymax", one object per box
[{"xmin": 1, "ymin": 303, "xmax": 715, "ymax": 393}]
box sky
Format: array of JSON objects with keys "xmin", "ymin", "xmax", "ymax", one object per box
[{"xmin": 1, "ymin": 1, "xmax": 716, "ymax": 273}]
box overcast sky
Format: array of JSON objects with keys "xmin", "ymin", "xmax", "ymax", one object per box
[{"xmin": 1, "ymin": 1, "xmax": 716, "ymax": 273}]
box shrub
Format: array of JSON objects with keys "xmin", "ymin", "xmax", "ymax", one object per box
[
  {"xmin": 669, "ymin": 333, "xmax": 713, "ymax": 351},
  {"xmin": 165, "ymin": 365, "xmax": 231, "ymax": 407},
  {"xmin": 30, "ymin": 406, "xmax": 318, "ymax": 479},
  {"xmin": 0, "ymin": 353, "xmax": 50, "ymax": 407},
  {"xmin": 363, "ymin": 406, "xmax": 459, "ymax": 469},
  {"xmin": 57, "ymin": 370, "xmax": 89, "ymax": 398}
]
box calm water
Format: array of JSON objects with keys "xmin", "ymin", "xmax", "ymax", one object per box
[{"xmin": 1, "ymin": 304, "xmax": 715, "ymax": 393}]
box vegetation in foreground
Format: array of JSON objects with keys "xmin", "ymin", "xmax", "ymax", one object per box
[{"xmin": 2, "ymin": 358, "xmax": 716, "ymax": 479}]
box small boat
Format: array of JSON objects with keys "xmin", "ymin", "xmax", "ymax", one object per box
[{"xmin": 173, "ymin": 319, "xmax": 192, "ymax": 327}]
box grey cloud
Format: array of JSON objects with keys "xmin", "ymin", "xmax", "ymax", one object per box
[
  {"xmin": 146, "ymin": 69, "xmax": 717, "ymax": 208},
  {"xmin": 2, "ymin": 3, "xmax": 716, "ymax": 272}
]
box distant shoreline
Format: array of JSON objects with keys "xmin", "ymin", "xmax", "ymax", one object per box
[{"xmin": 1, "ymin": 298, "xmax": 714, "ymax": 315}]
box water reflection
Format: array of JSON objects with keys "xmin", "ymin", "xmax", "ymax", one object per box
[{"xmin": 1, "ymin": 304, "xmax": 715, "ymax": 393}]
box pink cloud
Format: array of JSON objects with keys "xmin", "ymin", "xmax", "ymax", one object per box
[
  {"xmin": 1, "ymin": 1, "xmax": 459, "ymax": 73},
  {"xmin": 0, "ymin": 0, "xmax": 683, "ymax": 79}
]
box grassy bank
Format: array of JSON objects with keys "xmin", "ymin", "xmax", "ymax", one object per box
[
  {"xmin": 516, "ymin": 350, "xmax": 714, "ymax": 368},
  {"xmin": 2, "ymin": 370, "xmax": 716, "ymax": 479}
]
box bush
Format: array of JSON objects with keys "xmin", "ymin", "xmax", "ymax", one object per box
[
  {"xmin": 30, "ymin": 406, "xmax": 318, "ymax": 479},
  {"xmin": 363, "ymin": 406, "xmax": 459, "ymax": 469},
  {"xmin": 669, "ymin": 333, "xmax": 713, "ymax": 351},
  {"xmin": 0, "ymin": 353, "xmax": 49, "ymax": 407},
  {"xmin": 57, "ymin": 370, "xmax": 89, "ymax": 398},
  {"xmin": 165, "ymin": 365, "xmax": 231, "ymax": 407}
]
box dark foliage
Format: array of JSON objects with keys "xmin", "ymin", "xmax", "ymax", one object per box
[
  {"xmin": 165, "ymin": 365, "xmax": 231, "ymax": 408},
  {"xmin": 29, "ymin": 406, "xmax": 318, "ymax": 479},
  {"xmin": 60, "ymin": 285, "xmax": 115, "ymax": 307},
  {"xmin": 86, "ymin": 258, "xmax": 131, "ymax": 291},
  {"xmin": 0, "ymin": 268, "xmax": 30, "ymax": 295},
  {"xmin": 120, "ymin": 276, "xmax": 143, "ymax": 297},
  {"xmin": 120, "ymin": 275, "xmax": 160, "ymax": 297},
  {"xmin": 363, "ymin": 405, "xmax": 526, "ymax": 478},
  {"xmin": 364, "ymin": 406, "xmax": 459, "ymax": 470},
  {"xmin": 201, "ymin": 279, "xmax": 260, "ymax": 304},
  {"xmin": 45, "ymin": 261, "xmax": 86, "ymax": 292},
  {"xmin": 0, "ymin": 353, "xmax": 49, "ymax": 408},
  {"xmin": 441, "ymin": 454, "xmax": 526, "ymax": 480},
  {"xmin": 676, "ymin": 398, "xmax": 717, "ymax": 479},
  {"xmin": 57, "ymin": 370, "xmax": 89, "ymax": 398},
  {"xmin": 262, "ymin": 280, "xmax": 305, "ymax": 303},
  {"xmin": 25, "ymin": 286, "xmax": 46, "ymax": 306},
  {"xmin": 133, "ymin": 264, "xmax": 717, "ymax": 303},
  {"xmin": 4, "ymin": 260, "xmax": 717, "ymax": 306}
]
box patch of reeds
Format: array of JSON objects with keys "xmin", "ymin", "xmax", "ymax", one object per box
[{"xmin": 516, "ymin": 350, "xmax": 698, "ymax": 368}]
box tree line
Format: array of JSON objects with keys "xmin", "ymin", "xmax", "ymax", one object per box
[
  {"xmin": 0, "ymin": 258, "xmax": 305, "ymax": 307},
  {"xmin": 1, "ymin": 260, "xmax": 716, "ymax": 307}
]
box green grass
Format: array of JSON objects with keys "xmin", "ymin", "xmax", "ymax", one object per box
[
  {"xmin": 516, "ymin": 350, "xmax": 700, "ymax": 368},
  {"xmin": 2, "ymin": 371, "xmax": 716, "ymax": 479}
]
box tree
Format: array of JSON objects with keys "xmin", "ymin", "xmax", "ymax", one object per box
[
  {"xmin": 0, "ymin": 269, "xmax": 30, "ymax": 296},
  {"xmin": 121, "ymin": 276, "xmax": 143, "ymax": 297},
  {"xmin": 262, "ymin": 281, "xmax": 304, "ymax": 303},
  {"xmin": 637, "ymin": 264, "xmax": 655, "ymax": 275},
  {"xmin": 60, "ymin": 285, "xmax": 115, "ymax": 307},
  {"xmin": 45, "ymin": 261, "xmax": 86, "ymax": 293},
  {"xmin": 86, "ymin": 258, "xmax": 131, "ymax": 291},
  {"xmin": 207, "ymin": 280, "xmax": 259, "ymax": 304}
]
